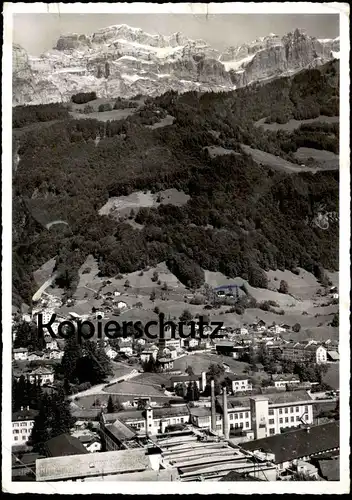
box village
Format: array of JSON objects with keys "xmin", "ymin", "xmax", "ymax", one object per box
[{"xmin": 11, "ymin": 274, "xmax": 340, "ymax": 482}]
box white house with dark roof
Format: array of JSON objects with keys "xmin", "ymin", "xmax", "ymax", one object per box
[
  {"xmin": 225, "ymin": 373, "xmax": 253, "ymax": 393},
  {"xmin": 27, "ymin": 366, "xmax": 55, "ymax": 385},
  {"xmin": 13, "ymin": 347, "xmax": 29, "ymax": 361},
  {"xmin": 271, "ymin": 374, "xmax": 300, "ymax": 389},
  {"xmin": 12, "ymin": 407, "xmax": 38, "ymax": 445},
  {"xmin": 77, "ymin": 434, "xmax": 102, "ymax": 453},
  {"xmin": 27, "ymin": 351, "xmax": 45, "ymax": 362},
  {"xmin": 44, "ymin": 335, "xmax": 58, "ymax": 351}
]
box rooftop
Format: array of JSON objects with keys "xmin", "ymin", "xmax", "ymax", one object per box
[
  {"xmin": 271, "ymin": 374, "xmax": 300, "ymax": 382},
  {"xmin": 84, "ymin": 468, "xmax": 179, "ymax": 482},
  {"xmin": 327, "ymin": 351, "xmax": 339, "ymax": 361},
  {"xmin": 225, "ymin": 373, "xmax": 250, "ymax": 382},
  {"xmin": 29, "ymin": 366, "xmax": 54, "ymax": 375},
  {"xmin": 109, "ymin": 410, "xmax": 144, "ymax": 423},
  {"xmin": 36, "ymin": 448, "xmax": 150, "ymax": 481},
  {"xmin": 215, "ymin": 342, "xmax": 234, "ymax": 348},
  {"xmin": 217, "ymin": 390, "xmax": 313, "ymax": 411},
  {"xmin": 153, "ymin": 406, "xmax": 189, "ymax": 419},
  {"xmin": 71, "ymin": 409, "xmax": 101, "ymax": 420},
  {"xmin": 171, "ymin": 375, "xmax": 200, "ymax": 383},
  {"xmin": 44, "ymin": 433, "xmax": 89, "ymax": 458},
  {"xmin": 189, "ymin": 407, "xmax": 211, "ymax": 418},
  {"xmin": 77, "ymin": 434, "xmax": 100, "ymax": 445},
  {"xmin": 241, "ymin": 422, "xmax": 339, "ymax": 464},
  {"xmin": 105, "ymin": 419, "xmax": 137, "ymax": 442},
  {"xmin": 12, "ymin": 408, "xmax": 38, "ymax": 422},
  {"xmin": 12, "ymin": 452, "xmax": 45, "ymax": 467}
]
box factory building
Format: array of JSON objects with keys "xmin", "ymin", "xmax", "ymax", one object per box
[
  {"xmin": 190, "ymin": 385, "xmax": 315, "ymax": 440},
  {"xmin": 36, "ymin": 431, "xmax": 277, "ymax": 482}
]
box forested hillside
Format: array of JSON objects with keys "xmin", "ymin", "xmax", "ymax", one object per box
[{"xmin": 12, "ymin": 61, "xmax": 339, "ymax": 306}]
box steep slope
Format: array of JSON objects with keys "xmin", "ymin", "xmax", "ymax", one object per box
[
  {"xmin": 13, "ymin": 62, "xmax": 339, "ymax": 305},
  {"xmin": 13, "ymin": 25, "xmax": 339, "ymax": 105}
]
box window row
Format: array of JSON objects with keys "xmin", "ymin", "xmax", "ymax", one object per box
[
  {"xmin": 229, "ymin": 412, "xmax": 249, "ymax": 420},
  {"xmin": 269, "ymin": 406, "xmax": 309, "ymax": 416}
]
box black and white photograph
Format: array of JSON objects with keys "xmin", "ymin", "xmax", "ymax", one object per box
[{"xmin": 2, "ymin": 2, "xmax": 350, "ymax": 494}]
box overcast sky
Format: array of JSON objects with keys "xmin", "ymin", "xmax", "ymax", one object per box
[{"xmin": 13, "ymin": 14, "xmax": 339, "ymax": 55}]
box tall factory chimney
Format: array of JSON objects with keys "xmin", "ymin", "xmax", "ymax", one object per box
[
  {"xmin": 222, "ymin": 386, "xmax": 229, "ymax": 440},
  {"xmin": 210, "ymin": 379, "xmax": 216, "ymax": 432},
  {"xmin": 201, "ymin": 371, "xmax": 207, "ymax": 392}
]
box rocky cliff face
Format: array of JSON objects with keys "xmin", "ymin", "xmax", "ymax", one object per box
[{"xmin": 12, "ymin": 25, "xmax": 339, "ymax": 106}]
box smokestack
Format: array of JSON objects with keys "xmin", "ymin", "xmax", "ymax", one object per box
[
  {"xmin": 222, "ymin": 387, "xmax": 229, "ymax": 440},
  {"xmin": 201, "ymin": 371, "xmax": 207, "ymax": 392},
  {"xmin": 210, "ymin": 379, "xmax": 216, "ymax": 432}
]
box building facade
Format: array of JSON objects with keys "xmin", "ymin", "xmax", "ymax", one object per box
[
  {"xmin": 12, "ymin": 407, "xmax": 38, "ymax": 445},
  {"xmin": 190, "ymin": 390, "xmax": 315, "ymax": 440},
  {"xmin": 13, "ymin": 348, "xmax": 28, "ymax": 361},
  {"xmin": 271, "ymin": 374, "xmax": 300, "ymax": 389},
  {"xmin": 226, "ymin": 374, "xmax": 253, "ymax": 393},
  {"xmin": 280, "ymin": 344, "xmax": 327, "ymax": 364}
]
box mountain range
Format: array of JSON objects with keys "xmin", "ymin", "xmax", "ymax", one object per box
[{"xmin": 13, "ymin": 24, "xmax": 340, "ymax": 106}]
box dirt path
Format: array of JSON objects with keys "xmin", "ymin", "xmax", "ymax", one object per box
[
  {"xmin": 68, "ymin": 368, "xmax": 139, "ymax": 401},
  {"xmin": 32, "ymin": 272, "xmax": 58, "ymax": 302}
]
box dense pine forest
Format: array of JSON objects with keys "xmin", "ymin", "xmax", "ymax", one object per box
[{"xmin": 12, "ymin": 61, "xmax": 339, "ymax": 306}]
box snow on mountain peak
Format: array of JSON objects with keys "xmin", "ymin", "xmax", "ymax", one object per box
[{"xmin": 13, "ymin": 26, "xmax": 339, "ymax": 106}]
